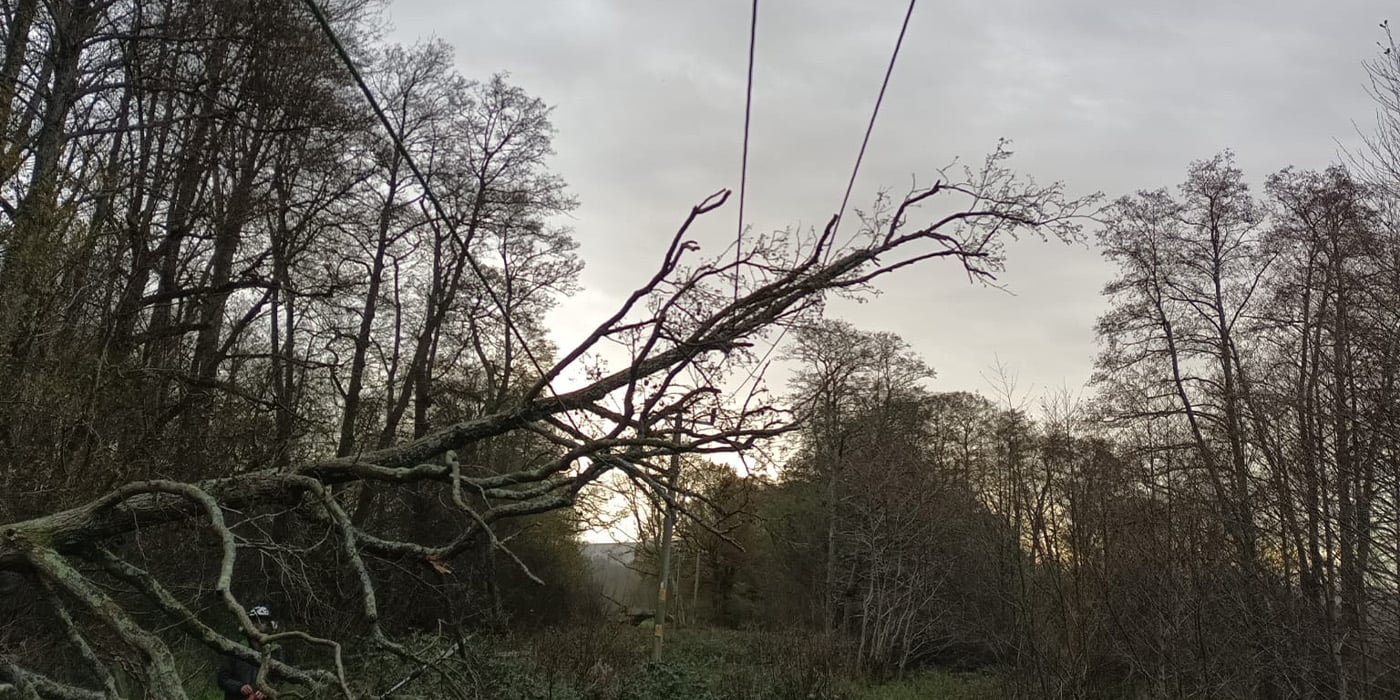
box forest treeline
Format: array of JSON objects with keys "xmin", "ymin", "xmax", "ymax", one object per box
[{"xmin": 2, "ymin": 0, "xmax": 1400, "ymax": 698}]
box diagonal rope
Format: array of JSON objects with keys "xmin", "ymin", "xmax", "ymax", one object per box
[
  {"xmin": 832, "ymin": 0, "xmax": 918, "ymax": 242},
  {"xmin": 300, "ymin": 0, "xmax": 579, "ymax": 430},
  {"xmin": 732, "ymin": 0, "xmax": 920, "ymax": 402},
  {"xmin": 735, "ymin": 0, "xmax": 759, "ymax": 301}
]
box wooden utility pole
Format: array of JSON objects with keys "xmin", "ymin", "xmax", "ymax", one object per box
[{"xmin": 652, "ymin": 413, "xmax": 682, "ymax": 661}]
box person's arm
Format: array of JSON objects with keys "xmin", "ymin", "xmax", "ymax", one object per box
[{"xmin": 215, "ymin": 655, "xmax": 248, "ymax": 694}]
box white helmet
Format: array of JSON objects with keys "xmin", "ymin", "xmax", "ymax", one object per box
[{"xmin": 247, "ymin": 605, "xmax": 279, "ymax": 628}]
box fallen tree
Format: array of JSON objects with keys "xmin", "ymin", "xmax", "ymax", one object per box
[{"xmin": 0, "ymin": 148, "xmax": 1089, "ymax": 697}]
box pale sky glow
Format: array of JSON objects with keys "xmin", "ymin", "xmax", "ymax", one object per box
[{"xmin": 387, "ymin": 0, "xmax": 1389, "ymax": 406}]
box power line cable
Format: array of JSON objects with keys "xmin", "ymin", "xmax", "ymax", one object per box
[
  {"xmin": 735, "ymin": 0, "xmax": 759, "ymax": 300},
  {"xmin": 832, "ymin": 0, "xmax": 917, "ymax": 243}
]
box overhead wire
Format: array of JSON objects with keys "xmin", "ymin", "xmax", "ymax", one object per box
[
  {"xmin": 832, "ymin": 0, "xmax": 918, "ymax": 245},
  {"xmin": 300, "ymin": 0, "xmax": 577, "ymax": 430},
  {"xmin": 735, "ymin": 0, "xmax": 759, "ymax": 301},
  {"xmin": 728, "ymin": 0, "xmax": 919, "ymax": 404}
]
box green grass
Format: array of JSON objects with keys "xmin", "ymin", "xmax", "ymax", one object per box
[
  {"xmin": 167, "ymin": 628, "xmax": 1008, "ymax": 699},
  {"xmin": 856, "ymin": 670, "xmax": 1004, "ymax": 700}
]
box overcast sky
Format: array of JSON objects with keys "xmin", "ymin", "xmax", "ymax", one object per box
[{"xmin": 386, "ymin": 0, "xmax": 1391, "ymax": 407}]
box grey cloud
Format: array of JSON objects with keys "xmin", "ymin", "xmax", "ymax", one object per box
[{"xmin": 388, "ymin": 0, "xmax": 1391, "ymax": 399}]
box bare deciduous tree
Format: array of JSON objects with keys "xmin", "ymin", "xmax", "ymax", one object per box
[{"xmin": 0, "ymin": 135, "xmax": 1087, "ymax": 694}]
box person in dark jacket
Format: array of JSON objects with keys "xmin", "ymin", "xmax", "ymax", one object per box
[{"xmin": 217, "ymin": 605, "xmax": 278, "ymax": 700}]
